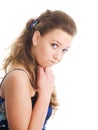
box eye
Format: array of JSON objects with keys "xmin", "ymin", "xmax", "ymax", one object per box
[
  {"xmin": 62, "ymin": 49, "xmax": 68, "ymax": 54},
  {"xmin": 51, "ymin": 43, "xmax": 58, "ymax": 49}
]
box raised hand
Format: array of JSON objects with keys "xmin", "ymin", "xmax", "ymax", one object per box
[{"xmin": 36, "ymin": 66, "xmax": 55, "ymax": 98}]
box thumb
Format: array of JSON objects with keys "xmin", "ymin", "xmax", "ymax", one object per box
[{"xmin": 37, "ymin": 66, "xmax": 45, "ymax": 77}]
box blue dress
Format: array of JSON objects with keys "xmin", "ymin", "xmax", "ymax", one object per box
[
  {"xmin": 0, "ymin": 69, "xmax": 52, "ymax": 130},
  {"xmin": 0, "ymin": 92, "xmax": 52, "ymax": 130}
]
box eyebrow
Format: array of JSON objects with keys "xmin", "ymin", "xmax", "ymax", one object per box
[
  {"xmin": 53, "ymin": 40, "xmax": 62, "ymax": 46},
  {"xmin": 54, "ymin": 40, "xmax": 70, "ymax": 49}
]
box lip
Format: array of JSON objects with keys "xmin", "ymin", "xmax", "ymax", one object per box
[{"xmin": 50, "ymin": 61, "xmax": 56, "ymax": 64}]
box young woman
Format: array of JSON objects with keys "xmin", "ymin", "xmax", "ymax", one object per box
[{"xmin": 0, "ymin": 9, "xmax": 77, "ymax": 130}]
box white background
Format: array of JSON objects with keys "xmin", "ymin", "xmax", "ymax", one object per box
[{"xmin": 0, "ymin": 0, "xmax": 98, "ymax": 130}]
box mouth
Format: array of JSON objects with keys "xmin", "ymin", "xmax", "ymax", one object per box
[
  {"xmin": 49, "ymin": 61, "xmax": 56, "ymax": 65},
  {"xmin": 43, "ymin": 60, "xmax": 57, "ymax": 68}
]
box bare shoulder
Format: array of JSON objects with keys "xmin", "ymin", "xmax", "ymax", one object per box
[
  {"xmin": 3, "ymin": 69, "xmax": 30, "ymax": 87},
  {"xmin": 2, "ymin": 69, "xmax": 34, "ymax": 98},
  {"xmin": 2, "ymin": 70, "xmax": 35, "ymax": 129}
]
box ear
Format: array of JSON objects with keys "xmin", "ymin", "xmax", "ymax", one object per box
[{"xmin": 32, "ymin": 31, "xmax": 40, "ymax": 46}]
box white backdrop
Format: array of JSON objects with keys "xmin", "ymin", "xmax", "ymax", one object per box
[{"xmin": 0, "ymin": 0, "xmax": 98, "ymax": 130}]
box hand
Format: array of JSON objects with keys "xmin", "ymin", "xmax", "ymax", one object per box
[{"xmin": 36, "ymin": 66, "xmax": 55, "ymax": 98}]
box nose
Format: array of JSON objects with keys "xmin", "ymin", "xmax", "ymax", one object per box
[{"xmin": 53, "ymin": 51, "xmax": 62, "ymax": 63}]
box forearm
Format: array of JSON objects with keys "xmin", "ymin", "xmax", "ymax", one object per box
[
  {"xmin": 28, "ymin": 66, "xmax": 54, "ymax": 130},
  {"xmin": 28, "ymin": 94, "xmax": 51, "ymax": 130}
]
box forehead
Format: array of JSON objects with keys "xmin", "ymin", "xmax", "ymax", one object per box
[{"xmin": 44, "ymin": 29, "xmax": 73, "ymax": 47}]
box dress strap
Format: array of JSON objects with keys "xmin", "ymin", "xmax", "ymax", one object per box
[{"xmin": 0, "ymin": 68, "xmax": 33, "ymax": 87}]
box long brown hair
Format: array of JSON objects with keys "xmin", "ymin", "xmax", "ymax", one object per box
[{"xmin": 3, "ymin": 10, "xmax": 77, "ymax": 110}]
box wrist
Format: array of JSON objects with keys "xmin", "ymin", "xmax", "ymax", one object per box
[{"xmin": 37, "ymin": 91, "xmax": 51, "ymax": 102}]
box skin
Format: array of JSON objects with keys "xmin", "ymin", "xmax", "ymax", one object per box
[
  {"xmin": 0, "ymin": 29, "xmax": 73, "ymax": 130},
  {"xmin": 32, "ymin": 29, "xmax": 73, "ymax": 68}
]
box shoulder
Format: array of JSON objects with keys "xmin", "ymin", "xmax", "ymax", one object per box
[
  {"xmin": 2, "ymin": 69, "xmax": 34, "ymax": 98},
  {"xmin": 4, "ymin": 69, "xmax": 30, "ymax": 86}
]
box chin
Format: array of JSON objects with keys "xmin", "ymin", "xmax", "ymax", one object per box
[
  {"xmin": 45, "ymin": 65, "xmax": 54, "ymax": 68},
  {"xmin": 41, "ymin": 65, "xmax": 53, "ymax": 69},
  {"xmin": 38, "ymin": 62, "xmax": 54, "ymax": 68}
]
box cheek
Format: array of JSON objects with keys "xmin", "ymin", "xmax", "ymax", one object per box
[
  {"xmin": 37, "ymin": 47, "xmax": 50, "ymax": 61},
  {"xmin": 41, "ymin": 50, "xmax": 50, "ymax": 59},
  {"xmin": 40, "ymin": 45, "xmax": 51, "ymax": 57}
]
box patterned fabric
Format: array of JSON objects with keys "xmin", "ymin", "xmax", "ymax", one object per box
[
  {"xmin": 0, "ymin": 69, "xmax": 52, "ymax": 129},
  {"xmin": 0, "ymin": 98, "xmax": 6, "ymax": 120},
  {"xmin": 0, "ymin": 97, "xmax": 8, "ymax": 128},
  {"xmin": 0, "ymin": 94, "xmax": 52, "ymax": 130}
]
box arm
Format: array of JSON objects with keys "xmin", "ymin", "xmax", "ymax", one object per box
[
  {"xmin": 3, "ymin": 67, "xmax": 54, "ymax": 130},
  {"xmin": 29, "ymin": 66, "xmax": 54, "ymax": 130}
]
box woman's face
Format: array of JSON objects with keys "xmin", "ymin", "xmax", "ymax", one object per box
[{"xmin": 31, "ymin": 29, "xmax": 73, "ymax": 68}]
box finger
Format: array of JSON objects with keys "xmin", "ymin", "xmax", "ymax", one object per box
[
  {"xmin": 44, "ymin": 67, "xmax": 52, "ymax": 74},
  {"xmin": 37, "ymin": 66, "xmax": 45, "ymax": 77},
  {"xmin": 44, "ymin": 67, "xmax": 54, "ymax": 78}
]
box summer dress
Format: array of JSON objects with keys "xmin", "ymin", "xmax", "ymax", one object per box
[{"xmin": 0, "ymin": 69, "xmax": 52, "ymax": 130}]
